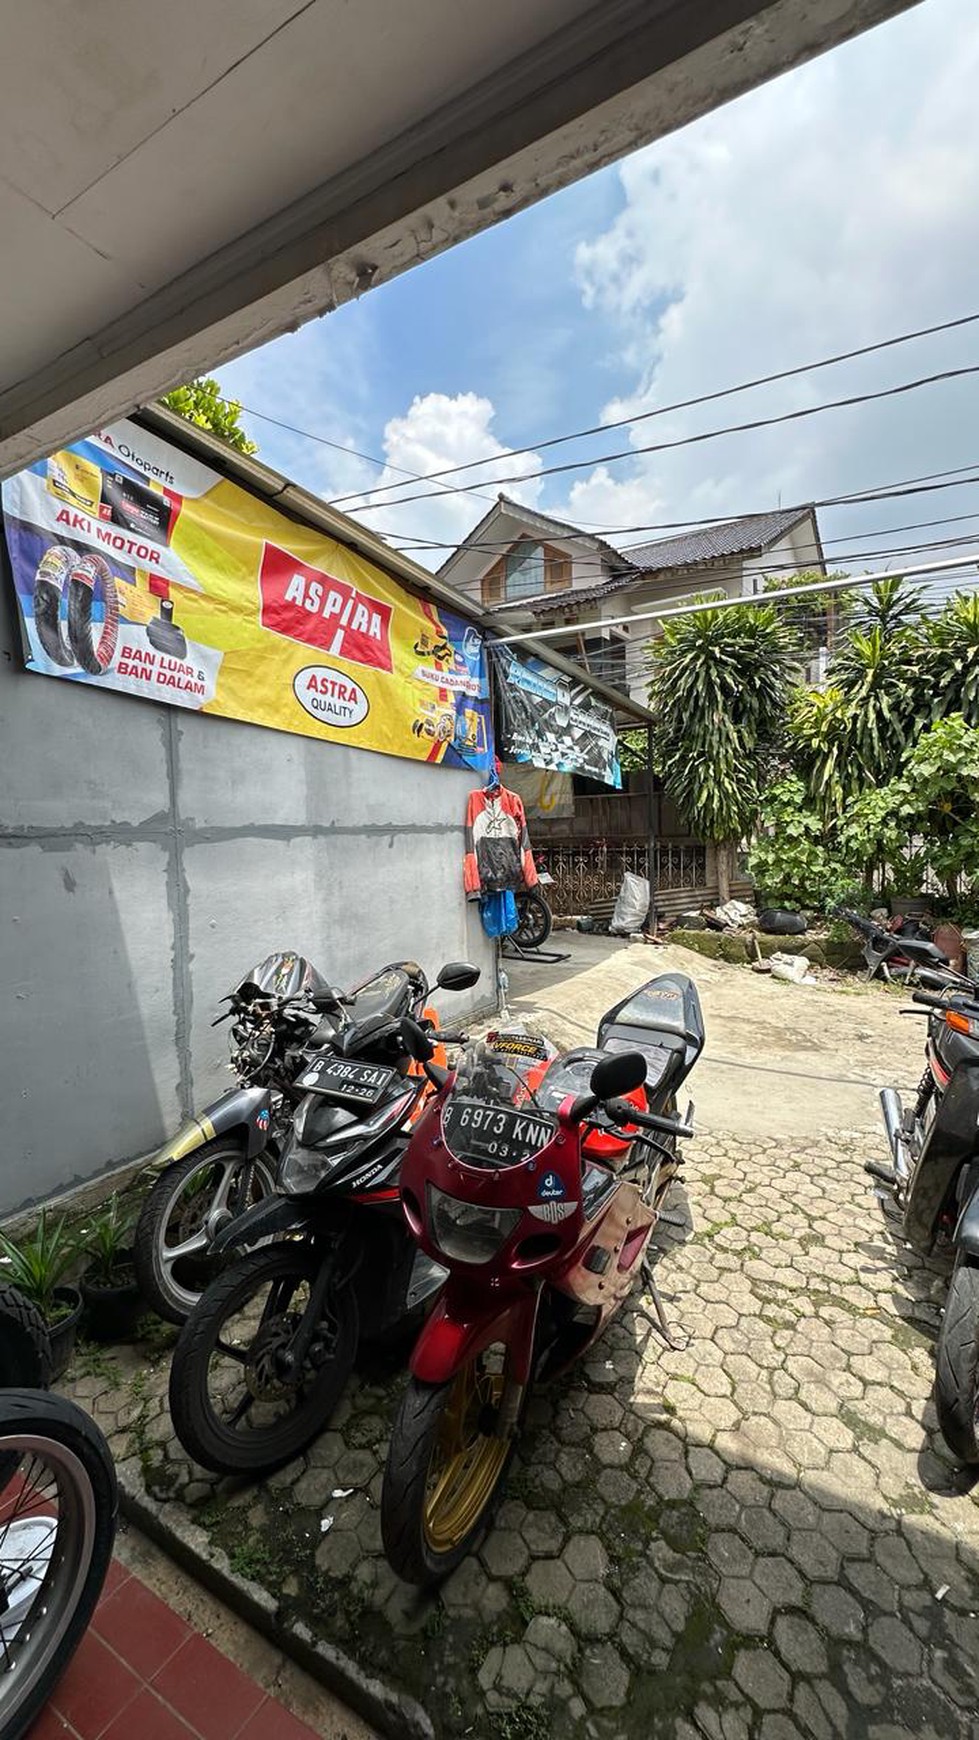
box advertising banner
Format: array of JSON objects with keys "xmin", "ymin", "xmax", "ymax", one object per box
[
  {"xmin": 1, "ymin": 421, "xmax": 493, "ymax": 773},
  {"xmin": 502, "ymin": 763, "xmax": 574, "ymax": 821},
  {"xmin": 494, "ymin": 647, "xmax": 621, "ymax": 788}
]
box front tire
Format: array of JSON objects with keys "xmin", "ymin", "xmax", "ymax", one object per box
[
  {"xmin": 0, "ymin": 1391, "xmax": 116, "ymax": 1740},
  {"xmin": 934, "ymin": 1256, "xmax": 979, "ymax": 1464},
  {"xmin": 169, "ymin": 1245, "xmax": 358, "ymax": 1476},
  {"xmin": 134, "ymin": 1142, "xmax": 276, "ymax": 1324},
  {"xmin": 381, "ymin": 1349, "xmax": 522, "ymax": 1587}
]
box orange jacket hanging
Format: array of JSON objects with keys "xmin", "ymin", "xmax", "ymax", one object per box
[{"xmin": 463, "ymin": 786, "xmax": 539, "ymax": 895}]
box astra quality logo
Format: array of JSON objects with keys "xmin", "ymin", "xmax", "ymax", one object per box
[{"xmin": 293, "ymin": 665, "xmax": 370, "ymax": 728}]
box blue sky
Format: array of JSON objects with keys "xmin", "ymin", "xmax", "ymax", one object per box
[{"xmin": 220, "ymin": 0, "xmax": 979, "ymax": 587}]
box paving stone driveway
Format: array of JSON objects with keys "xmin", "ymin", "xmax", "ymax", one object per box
[{"xmin": 67, "ymin": 1116, "xmax": 979, "ymax": 1740}]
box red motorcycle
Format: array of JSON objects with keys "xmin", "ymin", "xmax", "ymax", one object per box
[{"xmin": 381, "ymin": 975, "xmax": 704, "ymax": 1585}]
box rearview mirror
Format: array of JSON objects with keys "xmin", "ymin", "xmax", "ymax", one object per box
[
  {"xmin": 436, "ymin": 961, "xmax": 481, "ymax": 993},
  {"xmin": 400, "ymin": 1016, "xmax": 436, "ymax": 1063},
  {"xmin": 590, "ymin": 1052, "xmax": 647, "ymax": 1102}
]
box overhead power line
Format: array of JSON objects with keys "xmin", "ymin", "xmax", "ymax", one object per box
[
  {"xmin": 392, "ymin": 506, "xmax": 979, "ymax": 570},
  {"xmin": 347, "ymin": 361, "xmax": 979, "ymax": 511},
  {"xmin": 490, "ymin": 552, "xmax": 979, "ymax": 646},
  {"xmin": 236, "ymin": 403, "xmax": 499, "ymax": 508},
  {"xmin": 392, "ymin": 460, "xmax": 979, "ymax": 552},
  {"xmin": 327, "ymin": 307, "xmax": 979, "ymax": 506}
]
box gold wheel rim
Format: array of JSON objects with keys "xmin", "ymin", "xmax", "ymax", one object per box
[{"xmin": 422, "ymin": 1357, "xmax": 511, "ymax": 1554}]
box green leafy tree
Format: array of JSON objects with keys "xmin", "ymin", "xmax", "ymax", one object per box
[
  {"xmin": 850, "ymin": 573, "xmax": 926, "ymax": 636},
  {"xmin": 789, "ymin": 577, "xmax": 927, "ymax": 814},
  {"xmin": 900, "ymin": 714, "xmax": 979, "ymax": 899},
  {"xmin": 647, "ymin": 601, "xmax": 797, "ymax": 902},
  {"xmin": 160, "ymin": 378, "xmax": 256, "ymax": 455},
  {"xmin": 788, "ymin": 685, "xmax": 854, "ymax": 821},
  {"xmin": 747, "ymin": 775, "xmax": 856, "ymax": 910}
]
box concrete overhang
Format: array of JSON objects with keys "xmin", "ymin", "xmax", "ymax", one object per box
[{"xmin": 0, "ymin": 0, "xmax": 920, "ymax": 479}]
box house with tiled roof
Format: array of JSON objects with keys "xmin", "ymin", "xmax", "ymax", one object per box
[{"xmin": 440, "ymin": 495, "xmax": 825, "ymax": 703}]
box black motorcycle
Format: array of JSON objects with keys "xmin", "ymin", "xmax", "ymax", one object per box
[
  {"xmin": 168, "ymin": 960, "xmax": 479, "ymax": 1476},
  {"xmin": 869, "ymin": 960, "xmax": 979, "ymax": 1461},
  {"xmin": 134, "ymin": 951, "xmax": 332, "ymax": 1323},
  {"xmin": 841, "ymin": 908, "xmax": 950, "ymax": 982}
]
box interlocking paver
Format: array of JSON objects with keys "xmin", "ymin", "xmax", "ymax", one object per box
[{"xmin": 63, "ymin": 1119, "xmax": 979, "ymax": 1738}]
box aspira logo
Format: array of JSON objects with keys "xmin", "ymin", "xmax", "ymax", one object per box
[
  {"xmin": 260, "ymin": 543, "xmax": 393, "ymax": 672},
  {"xmin": 293, "ymin": 666, "xmax": 369, "ymax": 729}
]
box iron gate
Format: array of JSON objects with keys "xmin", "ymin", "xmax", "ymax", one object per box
[{"xmin": 540, "ymin": 841, "xmax": 707, "ymax": 915}]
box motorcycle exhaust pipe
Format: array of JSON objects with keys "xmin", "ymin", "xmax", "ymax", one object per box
[{"xmin": 878, "ymin": 1087, "xmax": 911, "ymax": 1185}]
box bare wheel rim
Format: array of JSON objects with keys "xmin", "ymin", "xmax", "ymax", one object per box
[
  {"xmin": 0, "ymin": 1434, "xmax": 96, "ymax": 1726},
  {"xmin": 422, "ymin": 1356, "xmax": 511, "ymax": 1555},
  {"xmin": 160, "ymin": 1155, "xmax": 273, "ymax": 1314}
]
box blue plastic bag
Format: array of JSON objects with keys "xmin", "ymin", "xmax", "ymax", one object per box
[{"xmin": 480, "ymin": 890, "xmax": 518, "ymax": 937}]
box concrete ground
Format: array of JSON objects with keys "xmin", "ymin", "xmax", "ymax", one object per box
[
  {"xmin": 506, "ymin": 932, "xmax": 925, "ymax": 1142},
  {"xmin": 64, "ymin": 938, "xmax": 979, "ymax": 1739}
]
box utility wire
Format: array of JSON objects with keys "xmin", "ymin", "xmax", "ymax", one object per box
[
  {"xmin": 390, "ymin": 464, "xmax": 979, "ymax": 554},
  {"xmin": 349, "ymin": 361, "xmax": 979, "ymax": 511},
  {"xmin": 236, "ymin": 403, "xmax": 499, "ymax": 508},
  {"xmin": 327, "ymin": 307, "xmax": 979, "ymax": 505},
  {"xmin": 393, "ymin": 507, "xmax": 979, "ymax": 568}
]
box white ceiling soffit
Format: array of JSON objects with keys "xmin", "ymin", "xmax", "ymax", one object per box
[{"xmin": 0, "ymin": 0, "xmax": 920, "ymax": 477}]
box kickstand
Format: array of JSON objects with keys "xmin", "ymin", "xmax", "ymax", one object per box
[{"xmin": 639, "ymin": 1261, "xmax": 686, "ymax": 1351}]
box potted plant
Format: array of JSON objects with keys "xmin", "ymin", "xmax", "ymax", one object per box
[
  {"xmin": 78, "ymin": 1195, "xmax": 141, "ymax": 1342},
  {"xmin": 0, "ymin": 1210, "xmax": 82, "ymax": 1378}
]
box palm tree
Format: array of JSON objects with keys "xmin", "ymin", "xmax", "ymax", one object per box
[
  {"xmin": 791, "ymin": 579, "xmax": 926, "ymax": 815},
  {"xmin": 647, "ymin": 601, "xmax": 797, "ymax": 903},
  {"xmin": 917, "ymin": 591, "xmax": 979, "ymax": 725}
]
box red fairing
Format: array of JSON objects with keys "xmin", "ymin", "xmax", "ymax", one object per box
[{"xmin": 410, "ymin": 1287, "xmax": 540, "ymax": 1385}]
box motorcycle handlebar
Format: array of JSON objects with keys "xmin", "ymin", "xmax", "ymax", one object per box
[
  {"xmin": 605, "ymin": 1096, "xmax": 694, "ymax": 1139},
  {"xmin": 911, "ymin": 990, "xmax": 953, "ymax": 1010}
]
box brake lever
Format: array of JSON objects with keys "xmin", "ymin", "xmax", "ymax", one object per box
[{"xmin": 211, "ymin": 1007, "xmax": 233, "ymax": 1027}]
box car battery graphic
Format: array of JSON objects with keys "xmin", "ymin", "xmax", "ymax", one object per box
[{"xmin": 99, "ymin": 470, "xmax": 179, "ymax": 544}]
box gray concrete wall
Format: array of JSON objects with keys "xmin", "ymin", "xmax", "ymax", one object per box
[{"xmin": 0, "ymin": 573, "xmax": 495, "ymax": 1215}]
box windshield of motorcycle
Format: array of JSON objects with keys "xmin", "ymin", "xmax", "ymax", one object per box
[
  {"xmin": 233, "ymin": 952, "xmax": 326, "ymax": 1002},
  {"xmin": 441, "ymin": 1042, "xmax": 556, "ymax": 1169}
]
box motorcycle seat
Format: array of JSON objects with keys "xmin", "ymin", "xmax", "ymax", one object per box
[
  {"xmin": 894, "ymin": 936, "xmax": 949, "ymax": 966},
  {"xmin": 535, "ymin": 1044, "xmax": 678, "ymax": 1113}
]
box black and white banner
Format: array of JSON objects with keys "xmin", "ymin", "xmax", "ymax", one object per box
[{"xmin": 493, "ymin": 647, "xmax": 621, "ymax": 788}]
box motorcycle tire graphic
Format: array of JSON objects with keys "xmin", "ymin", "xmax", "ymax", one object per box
[
  {"xmin": 31, "ymin": 546, "xmax": 76, "ymax": 667},
  {"xmin": 66, "ymin": 553, "xmax": 119, "ymax": 674}
]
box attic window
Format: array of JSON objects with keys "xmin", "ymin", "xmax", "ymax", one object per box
[{"xmin": 505, "ymin": 539, "xmax": 544, "ymax": 601}]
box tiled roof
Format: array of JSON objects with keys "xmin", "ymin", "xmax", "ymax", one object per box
[
  {"xmin": 624, "ymin": 507, "xmax": 814, "ymax": 571},
  {"xmin": 499, "ymin": 505, "xmax": 817, "ymax": 616}
]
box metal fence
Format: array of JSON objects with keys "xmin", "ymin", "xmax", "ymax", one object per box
[{"xmin": 539, "ymin": 840, "xmax": 707, "ymax": 914}]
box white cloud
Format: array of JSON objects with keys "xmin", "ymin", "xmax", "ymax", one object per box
[
  {"xmin": 347, "ymin": 390, "xmax": 543, "ymax": 556},
  {"xmin": 552, "ymin": 0, "xmax": 979, "ymax": 560}
]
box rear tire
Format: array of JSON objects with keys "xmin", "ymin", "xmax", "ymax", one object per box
[
  {"xmin": 134, "ymin": 1142, "xmax": 276, "ymax": 1324},
  {"xmin": 169, "ymin": 1245, "xmax": 358, "ymax": 1476},
  {"xmin": 381, "ymin": 1350, "xmax": 523, "ymax": 1587},
  {"xmin": 0, "ymin": 1390, "xmax": 116, "ymax": 1740},
  {"xmin": 514, "ymin": 892, "xmax": 552, "ymax": 951},
  {"xmin": 934, "ymin": 1256, "xmax": 979, "ymax": 1464}
]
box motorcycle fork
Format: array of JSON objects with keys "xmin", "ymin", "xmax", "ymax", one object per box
[{"xmin": 281, "ymin": 1248, "xmax": 342, "ymax": 1372}]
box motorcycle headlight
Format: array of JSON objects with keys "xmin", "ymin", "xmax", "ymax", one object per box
[{"xmin": 427, "ymin": 1184, "xmax": 521, "ymax": 1265}]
